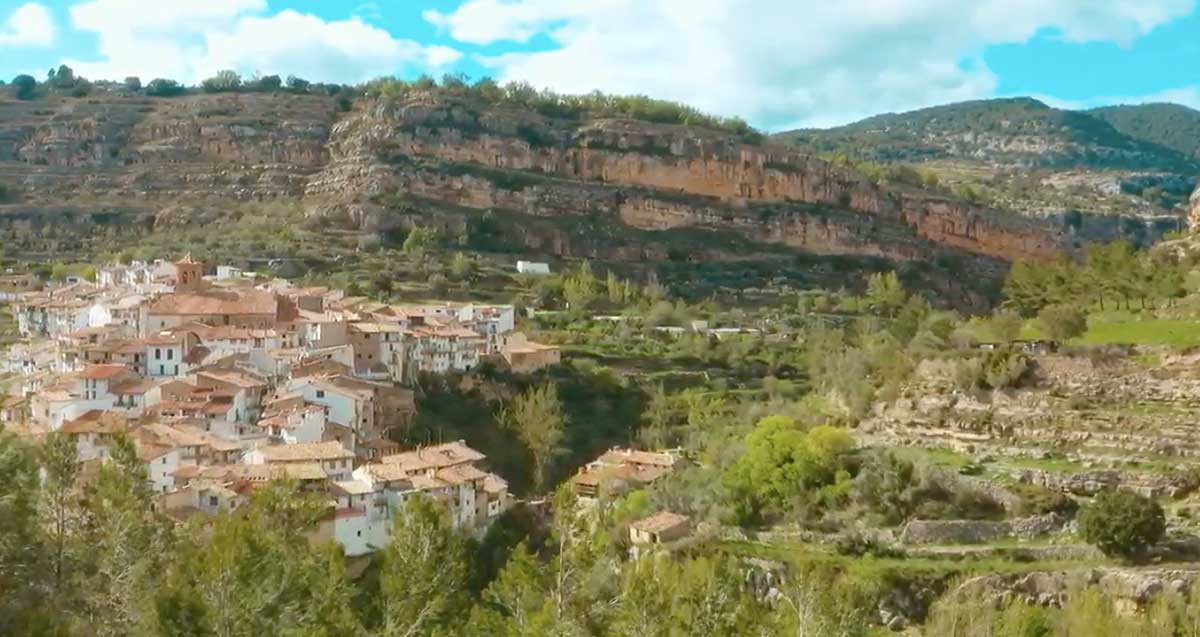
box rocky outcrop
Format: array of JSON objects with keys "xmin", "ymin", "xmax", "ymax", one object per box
[
  {"xmin": 1189, "ymin": 183, "xmax": 1200, "ymax": 232},
  {"xmin": 0, "ymin": 90, "xmax": 1077, "ymax": 280},
  {"xmin": 899, "ymin": 514, "xmax": 1069, "ymax": 545},
  {"xmin": 306, "ymin": 93, "xmax": 1069, "ymax": 264},
  {"xmin": 957, "ymin": 568, "xmax": 1200, "ymax": 610}
]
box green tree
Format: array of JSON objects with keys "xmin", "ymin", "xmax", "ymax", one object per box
[
  {"xmin": 38, "ymin": 432, "xmax": 79, "ymax": 599},
  {"xmin": 450, "ymin": 252, "xmax": 477, "ymax": 281},
  {"xmin": 403, "ymin": 226, "xmax": 438, "ymax": 255},
  {"xmin": 254, "ymin": 74, "xmax": 282, "ymax": 91},
  {"xmin": 563, "ymin": 261, "xmax": 600, "ymax": 310},
  {"xmin": 988, "ymin": 308, "xmax": 1024, "ymax": 342},
  {"xmin": 76, "ymin": 435, "xmax": 164, "ymax": 635},
  {"xmin": 724, "ymin": 416, "xmax": 854, "ymax": 522},
  {"xmin": 1078, "ymin": 489, "xmax": 1165, "ymax": 560},
  {"xmin": 1002, "ymin": 259, "xmax": 1051, "ymax": 317},
  {"xmin": 1037, "ymin": 304, "xmax": 1087, "ymax": 341},
  {"xmin": 146, "ymin": 78, "xmax": 185, "ymax": 97},
  {"xmin": 12, "ymin": 74, "xmax": 36, "ymax": 100},
  {"xmin": 0, "ymin": 429, "xmax": 52, "ymax": 634},
  {"xmin": 123, "ymin": 76, "xmax": 142, "ymax": 92},
  {"xmin": 202, "ymin": 69, "xmax": 243, "ymax": 93},
  {"xmin": 379, "ymin": 496, "xmax": 471, "ymax": 636},
  {"xmin": 503, "ymin": 382, "xmax": 566, "ymax": 491},
  {"xmin": 163, "ymin": 481, "xmax": 357, "ymax": 636},
  {"xmin": 286, "ymin": 75, "xmax": 311, "ymax": 92},
  {"xmin": 638, "ymin": 383, "xmax": 676, "ymax": 449},
  {"xmin": 864, "ymin": 271, "xmax": 907, "ymax": 318},
  {"xmin": 467, "ymin": 542, "xmax": 549, "ymax": 636}
]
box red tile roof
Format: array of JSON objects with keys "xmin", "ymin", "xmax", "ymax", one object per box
[{"xmin": 79, "ymin": 364, "xmax": 129, "ymax": 380}]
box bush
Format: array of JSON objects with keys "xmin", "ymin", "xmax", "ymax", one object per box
[
  {"xmin": 1038, "ymin": 304, "xmax": 1087, "ymax": 341},
  {"xmin": 981, "ymin": 350, "xmax": 1029, "ymax": 390},
  {"xmin": 954, "ymin": 350, "xmax": 1030, "ymax": 391},
  {"xmin": 1078, "ymin": 490, "xmax": 1165, "ymax": 560},
  {"xmin": 11, "ymin": 74, "xmax": 36, "ymax": 100},
  {"xmin": 988, "ymin": 309, "xmax": 1023, "ymax": 342},
  {"xmin": 1011, "ymin": 483, "xmax": 1078, "ymax": 517},
  {"xmin": 202, "ymin": 70, "xmax": 242, "ymax": 93},
  {"xmin": 145, "ymin": 78, "xmax": 185, "ymax": 97}
]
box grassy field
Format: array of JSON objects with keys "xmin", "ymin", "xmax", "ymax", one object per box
[
  {"xmin": 1073, "ymin": 318, "xmax": 1200, "ymax": 347},
  {"xmin": 976, "ymin": 311, "xmax": 1200, "ymax": 348}
]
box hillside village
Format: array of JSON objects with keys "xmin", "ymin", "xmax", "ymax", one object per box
[{"xmin": 0, "ymin": 254, "xmax": 580, "ymax": 555}]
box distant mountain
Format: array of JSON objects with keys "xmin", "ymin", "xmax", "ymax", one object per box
[
  {"xmin": 1088, "ymin": 103, "xmax": 1200, "ymax": 160},
  {"xmin": 773, "ymin": 97, "xmax": 1200, "ymax": 173}
]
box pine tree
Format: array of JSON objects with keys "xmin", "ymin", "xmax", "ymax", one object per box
[
  {"xmin": 379, "ymin": 496, "xmax": 471, "ymax": 637},
  {"xmin": 502, "ymin": 383, "xmax": 566, "ymax": 492}
]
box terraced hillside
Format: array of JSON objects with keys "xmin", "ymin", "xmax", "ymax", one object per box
[
  {"xmin": 774, "ymin": 99, "xmax": 1200, "ymax": 240},
  {"xmin": 861, "ymin": 350, "xmax": 1200, "ymax": 498}
]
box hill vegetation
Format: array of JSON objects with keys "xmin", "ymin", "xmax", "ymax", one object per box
[
  {"xmin": 774, "ymin": 97, "xmax": 1199, "ymax": 172},
  {"xmin": 1089, "ymin": 102, "xmax": 1200, "ymax": 159},
  {"xmin": 4, "ymin": 66, "xmax": 761, "ymax": 142}
]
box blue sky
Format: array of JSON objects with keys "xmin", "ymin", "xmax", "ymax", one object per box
[{"xmin": 1, "ymin": 0, "xmax": 1198, "ymax": 130}]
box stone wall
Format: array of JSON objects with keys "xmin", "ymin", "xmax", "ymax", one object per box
[{"xmin": 899, "ymin": 514, "xmax": 1069, "ymax": 545}]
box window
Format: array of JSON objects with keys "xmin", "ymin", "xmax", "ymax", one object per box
[
  {"xmin": 209, "ymin": 496, "xmax": 218, "ymax": 506},
  {"xmin": 167, "ymin": 349, "xmax": 174, "ymax": 360},
  {"xmin": 154, "ymin": 348, "xmax": 161, "ymax": 360},
  {"xmin": 356, "ymin": 530, "xmax": 362, "ymax": 537},
  {"xmin": 173, "ymin": 365, "xmax": 178, "ymax": 375},
  {"xmin": 316, "ymin": 390, "xmax": 325, "ymax": 398}
]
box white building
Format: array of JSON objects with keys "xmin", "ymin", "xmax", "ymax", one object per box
[{"xmin": 516, "ymin": 261, "xmax": 551, "ymax": 275}]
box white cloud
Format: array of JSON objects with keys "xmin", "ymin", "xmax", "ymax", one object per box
[
  {"xmin": 64, "ymin": 0, "xmax": 460, "ymax": 84},
  {"xmin": 0, "ymin": 3, "xmax": 55, "ymax": 47},
  {"xmin": 427, "ymin": 0, "xmax": 1194, "ymax": 130},
  {"xmin": 1027, "ymin": 85, "xmax": 1200, "ymax": 115}
]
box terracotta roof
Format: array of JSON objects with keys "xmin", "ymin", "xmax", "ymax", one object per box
[
  {"xmin": 361, "ymin": 463, "xmax": 413, "ymax": 483},
  {"xmin": 149, "ymin": 291, "xmax": 277, "ymax": 316},
  {"xmin": 380, "ymin": 441, "xmax": 485, "ymax": 473},
  {"xmin": 630, "ymin": 511, "xmax": 690, "ymax": 535},
  {"xmin": 60, "ymin": 410, "xmax": 129, "ymax": 434},
  {"xmin": 596, "ymin": 448, "xmax": 681, "ymax": 469},
  {"xmin": 79, "ymin": 364, "xmax": 129, "ymax": 380},
  {"xmin": 139, "ymin": 422, "xmax": 211, "ymax": 448},
  {"xmin": 254, "ymin": 441, "xmax": 354, "ymax": 462},
  {"xmin": 191, "ymin": 325, "xmax": 280, "ymax": 340},
  {"xmin": 483, "ymin": 474, "xmax": 509, "ymax": 494},
  {"xmin": 408, "ymin": 474, "xmax": 450, "ymax": 491},
  {"xmin": 198, "ymin": 370, "xmax": 267, "ymax": 389},
  {"xmin": 436, "ymin": 464, "xmax": 490, "ymax": 485},
  {"xmin": 110, "ymin": 379, "xmax": 158, "ymax": 395},
  {"xmin": 349, "ymin": 322, "xmax": 405, "ymax": 334},
  {"xmin": 279, "ymin": 462, "xmax": 329, "ymax": 481},
  {"xmin": 0, "ymin": 395, "xmax": 28, "ymax": 409},
  {"xmin": 332, "ymin": 480, "xmax": 378, "ymax": 496}
]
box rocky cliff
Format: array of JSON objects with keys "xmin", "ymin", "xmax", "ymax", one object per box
[
  {"xmin": 0, "ymin": 90, "xmax": 1074, "ymax": 277},
  {"xmin": 306, "ymin": 93, "xmax": 1068, "ymax": 264}
]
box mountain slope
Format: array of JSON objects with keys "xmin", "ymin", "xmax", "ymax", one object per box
[
  {"xmin": 1088, "ymin": 103, "xmax": 1200, "ymax": 160},
  {"xmin": 774, "ymin": 97, "xmax": 1199, "ymax": 172}
]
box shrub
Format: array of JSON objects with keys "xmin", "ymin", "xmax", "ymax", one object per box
[
  {"xmin": 981, "ymin": 350, "xmax": 1029, "ymax": 390},
  {"xmin": 12, "ymin": 74, "xmax": 36, "ymax": 100},
  {"xmin": 1078, "ymin": 490, "xmax": 1165, "ymax": 560},
  {"xmin": 145, "ymin": 78, "xmax": 185, "ymax": 97},
  {"xmin": 988, "ymin": 309, "xmax": 1023, "ymax": 342},
  {"xmin": 1038, "ymin": 304, "xmax": 1087, "ymax": 341}
]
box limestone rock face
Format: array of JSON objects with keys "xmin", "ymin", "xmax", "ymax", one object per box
[
  {"xmin": 1189, "ymin": 183, "xmax": 1200, "ymax": 232},
  {"xmin": 0, "ymin": 88, "xmax": 1073, "ymax": 279},
  {"xmin": 307, "ymin": 92, "xmax": 1069, "ymax": 264}
]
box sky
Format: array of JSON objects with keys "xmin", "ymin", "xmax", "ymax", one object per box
[{"xmin": 1, "ymin": 0, "xmax": 1199, "ymax": 131}]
